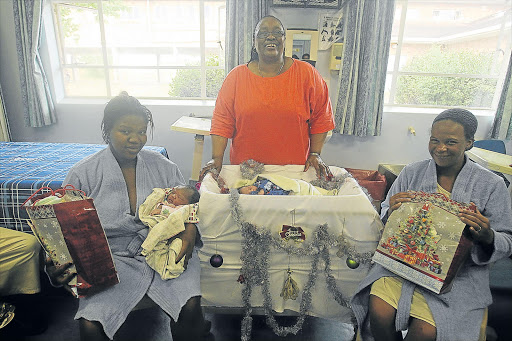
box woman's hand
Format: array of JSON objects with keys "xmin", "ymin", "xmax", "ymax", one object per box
[
  {"xmin": 200, "ymin": 135, "xmax": 227, "ymax": 181},
  {"xmin": 304, "ymin": 154, "xmax": 332, "ymax": 180},
  {"xmin": 174, "ymin": 223, "xmax": 197, "ymax": 269},
  {"xmin": 459, "ymin": 204, "xmax": 494, "ymax": 246},
  {"xmin": 199, "ymin": 158, "xmax": 222, "ymax": 182},
  {"xmin": 44, "ymin": 256, "xmax": 76, "ymax": 295},
  {"xmin": 388, "ymin": 192, "xmax": 415, "ymax": 215}
]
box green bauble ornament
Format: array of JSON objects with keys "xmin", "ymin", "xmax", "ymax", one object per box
[{"xmin": 346, "ymin": 257, "xmax": 360, "ymax": 269}]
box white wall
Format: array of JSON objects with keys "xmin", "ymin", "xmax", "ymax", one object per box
[{"xmin": 0, "ymin": 1, "xmax": 507, "ymax": 181}]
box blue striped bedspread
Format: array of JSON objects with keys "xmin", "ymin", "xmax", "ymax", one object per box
[{"xmin": 0, "ymin": 142, "xmax": 168, "ymax": 232}]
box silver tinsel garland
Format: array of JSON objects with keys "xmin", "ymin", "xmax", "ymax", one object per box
[
  {"xmin": 239, "ymin": 159, "xmax": 266, "ymax": 179},
  {"xmin": 229, "ymin": 189, "xmax": 374, "ymax": 341},
  {"xmin": 310, "ymin": 172, "xmax": 351, "ymax": 191},
  {"xmin": 312, "ymin": 171, "xmax": 379, "ymax": 213}
]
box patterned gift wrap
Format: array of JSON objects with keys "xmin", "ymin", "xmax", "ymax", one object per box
[
  {"xmin": 25, "ymin": 188, "xmax": 119, "ymax": 298},
  {"xmin": 373, "ymin": 191, "xmax": 474, "ymax": 294}
]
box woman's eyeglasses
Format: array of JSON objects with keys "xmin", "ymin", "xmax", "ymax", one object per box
[{"xmin": 256, "ymin": 31, "xmax": 285, "ymax": 39}]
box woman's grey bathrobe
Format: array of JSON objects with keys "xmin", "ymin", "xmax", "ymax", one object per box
[
  {"xmin": 351, "ymin": 157, "xmax": 512, "ymax": 341},
  {"xmin": 64, "ymin": 147, "xmax": 202, "ymax": 339}
]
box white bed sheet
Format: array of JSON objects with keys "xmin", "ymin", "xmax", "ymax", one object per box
[{"xmin": 197, "ymin": 165, "xmax": 383, "ymax": 322}]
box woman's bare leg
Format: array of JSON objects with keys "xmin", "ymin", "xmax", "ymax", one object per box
[
  {"xmin": 369, "ymin": 294, "xmax": 403, "ymax": 341},
  {"xmin": 170, "ymin": 296, "xmax": 214, "ymax": 341},
  {"xmin": 79, "ymin": 318, "xmax": 109, "ymax": 341},
  {"xmin": 404, "ymin": 318, "xmax": 436, "ymax": 341}
]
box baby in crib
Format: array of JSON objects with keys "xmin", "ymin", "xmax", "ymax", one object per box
[
  {"xmin": 138, "ymin": 185, "xmax": 200, "ymax": 280},
  {"xmin": 233, "ymin": 173, "xmax": 341, "ymax": 197},
  {"xmin": 238, "ymin": 178, "xmax": 290, "ymax": 195}
]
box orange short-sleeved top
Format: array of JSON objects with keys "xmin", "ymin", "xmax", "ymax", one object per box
[{"xmin": 210, "ymin": 60, "xmax": 334, "ymax": 165}]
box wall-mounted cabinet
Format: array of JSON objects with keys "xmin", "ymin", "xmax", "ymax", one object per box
[{"xmin": 329, "ymin": 43, "xmax": 344, "ymax": 71}]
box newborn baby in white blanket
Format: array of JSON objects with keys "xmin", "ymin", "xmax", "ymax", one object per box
[
  {"xmin": 139, "ymin": 185, "xmax": 199, "ymax": 280},
  {"xmin": 235, "ymin": 174, "xmax": 339, "ymax": 196}
]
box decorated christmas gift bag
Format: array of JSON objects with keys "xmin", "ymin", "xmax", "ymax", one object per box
[
  {"xmin": 372, "ymin": 191, "xmax": 475, "ymax": 294},
  {"xmin": 22, "ymin": 185, "xmax": 119, "ymax": 298}
]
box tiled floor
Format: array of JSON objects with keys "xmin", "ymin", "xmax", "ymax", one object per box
[
  {"xmin": 4, "ymin": 258, "xmax": 511, "ymax": 341},
  {"xmin": 207, "ymin": 312, "xmax": 355, "ymax": 341},
  {"xmin": 2, "ymin": 293, "xmax": 355, "ymax": 341}
]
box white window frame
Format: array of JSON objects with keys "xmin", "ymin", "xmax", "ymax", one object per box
[
  {"xmin": 47, "ymin": 0, "xmax": 226, "ymax": 100},
  {"xmin": 385, "ymin": 0, "xmax": 512, "ymax": 111}
]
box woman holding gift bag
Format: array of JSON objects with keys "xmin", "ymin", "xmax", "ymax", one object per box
[
  {"xmin": 49, "ymin": 92, "xmax": 213, "ymax": 341},
  {"xmin": 351, "ymin": 108, "xmax": 512, "ymax": 341}
]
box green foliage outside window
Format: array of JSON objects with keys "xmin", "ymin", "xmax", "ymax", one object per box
[
  {"xmin": 56, "ymin": 1, "xmax": 126, "ymax": 39},
  {"xmin": 395, "ymin": 46, "xmax": 496, "ymax": 107},
  {"xmin": 168, "ymin": 55, "xmax": 225, "ymax": 98}
]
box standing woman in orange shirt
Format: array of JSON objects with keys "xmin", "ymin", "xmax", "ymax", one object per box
[{"xmin": 200, "ymin": 15, "xmax": 335, "ymax": 180}]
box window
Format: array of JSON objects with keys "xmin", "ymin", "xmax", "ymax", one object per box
[
  {"xmin": 50, "ymin": 0, "xmax": 226, "ymax": 100},
  {"xmin": 385, "ymin": 0, "xmax": 511, "ymax": 110}
]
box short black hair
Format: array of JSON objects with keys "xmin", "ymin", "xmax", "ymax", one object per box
[
  {"xmin": 101, "ymin": 91, "xmax": 154, "ymax": 144},
  {"xmin": 180, "ymin": 185, "xmax": 200, "ymax": 204},
  {"xmin": 432, "ymin": 108, "xmax": 478, "ymax": 141}
]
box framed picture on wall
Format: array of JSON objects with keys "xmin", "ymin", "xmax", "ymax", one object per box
[{"xmin": 270, "ymin": 0, "xmax": 342, "ymax": 9}]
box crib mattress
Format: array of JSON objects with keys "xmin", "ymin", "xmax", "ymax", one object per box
[{"xmin": 197, "ymin": 165, "xmax": 383, "ymax": 321}]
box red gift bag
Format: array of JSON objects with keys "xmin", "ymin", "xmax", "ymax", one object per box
[
  {"xmin": 23, "ymin": 186, "xmax": 119, "ymax": 297},
  {"xmin": 345, "ymin": 168, "xmax": 387, "ymax": 201},
  {"xmin": 345, "ymin": 168, "xmax": 387, "ymax": 212}
]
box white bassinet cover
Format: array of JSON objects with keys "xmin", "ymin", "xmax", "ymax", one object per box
[{"xmin": 197, "ymin": 165, "xmax": 383, "ymax": 322}]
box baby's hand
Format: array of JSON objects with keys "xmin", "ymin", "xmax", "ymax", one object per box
[{"xmin": 150, "ymin": 208, "xmax": 162, "ymax": 215}]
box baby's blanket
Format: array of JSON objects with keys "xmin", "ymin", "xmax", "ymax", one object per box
[{"xmin": 139, "ymin": 188, "xmax": 199, "ymax": 280}]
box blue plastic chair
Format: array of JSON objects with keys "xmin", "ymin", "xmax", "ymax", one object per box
[{"xmin": 473, "ymin": 139, "xmax": 506, "ymax": 154}]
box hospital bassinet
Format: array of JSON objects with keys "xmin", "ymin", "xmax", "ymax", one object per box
[{"xmin": 197, "ymin": 165, "xmax": 383, "ymax": 323}]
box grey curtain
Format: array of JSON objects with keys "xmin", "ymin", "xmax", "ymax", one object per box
[
  {"xmin": 334, "ymin": 0, "xmax": 395, "ymax": 136},
  {"xmin": 0, "ymin": 84, "xmax": 11, "ymax": 142},
  {"xmin": 490, "ymin": 51, "xmax": 512, "ymax": 140},
  {"xmin": 13, "ymin": 0, "xmax": 56, "ymax": 127},
  {"xmin": 225, "ymin": 0, "xmax": 268, "ymax": 73}
]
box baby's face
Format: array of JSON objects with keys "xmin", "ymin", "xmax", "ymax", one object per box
[
  {"xmin": 239, "ymin": 185, "xmax": 258, "ymax": 194},
  {"xmin": 166, "ymin": 187, "xmax": 190, "ymax": 205}
]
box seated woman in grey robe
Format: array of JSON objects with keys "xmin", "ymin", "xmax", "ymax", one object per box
[
  {"xmin": 351, "ymin": 108, "xmax": 512, "ymax": 341},
  {"xmin": 49, "ymin": 92, "xmax": 214, "ymax": 341}
]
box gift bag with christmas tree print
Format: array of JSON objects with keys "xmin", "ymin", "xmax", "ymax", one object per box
[{"xmin": 373, "ymin": 191, "xmax": 475, "ymax": 294}]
